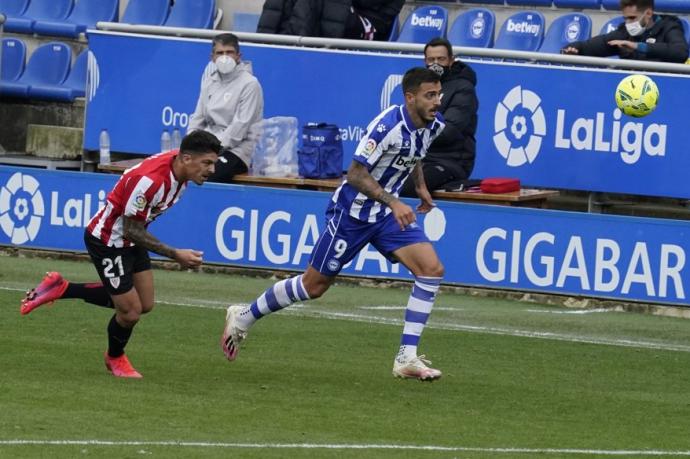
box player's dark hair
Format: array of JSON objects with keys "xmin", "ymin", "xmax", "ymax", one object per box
[
  {"xmin": 424, "ymin": 37, "xmax": 453, "ymax": 60},
  {"xmin": 402, "ymin": 67, "xmax": 441, "ymax": 94},
  {"xmin": 620, "ymin": 0, "xmax": 653, "ymax": 9},
  {"xmin": 212, "ymin": 33, "xmax": 240, "ymax": 53},
  {"xmin": 180, "ymin": 130, "xmax": 222, "ymax": 155}
]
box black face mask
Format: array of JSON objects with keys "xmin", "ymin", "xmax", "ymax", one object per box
[{"xmin": 427, "ymin": 62, "xmax": 449, "ymax": 78}]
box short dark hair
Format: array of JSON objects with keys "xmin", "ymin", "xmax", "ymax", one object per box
[
  {"xmin": 424, "ymin": 37, "xmax": 453, "ymax": 59},
  {"xmin": 212, "ymin": 33, "xmax": 240, "ymax": 52},
  {"xmin": 402, "ymin": 67, "xmax": 441, "ymax": 94},
  {"xmin": 620, "ymin": 0, "xmax": 653, "ymax": 9},
  {"xmin": 180, "ymin": 130, "xmax": 221, "ymax": 155}
]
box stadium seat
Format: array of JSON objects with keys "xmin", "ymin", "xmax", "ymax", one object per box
[
  {"xmin": 121, "ymin": 0, "xmax": 169, "ymax": 25},
  {"xmin": 539, "ymin": 13, "xmax": 592, "ymax": 53},
  {"xmin": 33, "ymin": 0, "xmax": 118, "ymax": 38},
  {"xmin": 0, "ymin": 0, "xmax": 30, "ymax": 17},
  {"xmin": 388, "ymin": 14, "xmax": 400, "ymax": 41},
  {"xmin": 0, "ymin": 38, "xmax": 26, "ymax": 96},
  {"xmin": 397, "ymin": 5, "xmax": 448, "ymax": 44},
  {"xmin": 553, "ymin": 0, "xmax": 601, "ymax": 7},
  {"xmin": 232, "ymin": 12, "xmax": 260, "ymax": 32},
  {"xmin": 601, "ymin": 0, "xmax": 619, "ymax": 10},
  {"xmin": 3, "ymin": 0, "xmax": 73, "ymax": 34},
  {"xmin": 600, "ymin": 16, "xmax": 624, "ymax": 34},
  {"xmin": 655, "ymin": 1, "xmax": 690, "ymax": 13},
  {"xmin": 494, "ymin": 11, "xmax": 546, "ymax": 52},
  {"xmin": 460, "ymin": 0, "xmax": 504, "ymax": 4},
  {"xmin": 28, "ymin": 49, "xmax": 87, "ymax": 101},
  {"xmin": 506, "ymin": 0, "xmax": 552, "ymax": 7},
  {"xmin": 680, "ymin": 17, "xmax": 690, "ymax": 45},
  {"xmin": 0, "ymin": 41, "xmax": 71, "ymax": 99},
  {"xmin": 164, "ymin": 0, "xmax": 215, "ymax": 29},
  {"xmin": 447, "ymin": 8, "xmax": 495, "ymax": 48}
]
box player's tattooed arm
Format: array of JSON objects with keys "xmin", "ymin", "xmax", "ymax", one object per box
[
  {"xmin": 411, "ymin": 162, "xmax": 427, "ymax": 191},
  {"xmin": 347, "ymin": 162, "xmax": 398, "ymax": 206},
  {"xmin": 123, "ymin": 217, "xmax": 177, "ymax": 259}
]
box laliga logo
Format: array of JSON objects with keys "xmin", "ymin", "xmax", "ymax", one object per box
[
  {"xmin": 86, "ymin": 50, "xmax": 100, "ymax": 103},
  {"xmin": 493, "ymin": 86, "xmax": 546, "ymax": 167},
  {"xmin": 0, "ymin": 172, "xmax": 45, "ymax": 245}
]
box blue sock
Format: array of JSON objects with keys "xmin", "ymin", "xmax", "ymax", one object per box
[
  {"xmin": 237, "ymin": 275, "xmax": 310, "ymax": 329},
  {"xmin": 397, "ymin": 276, "xmax": 441, "ymax": 361}
]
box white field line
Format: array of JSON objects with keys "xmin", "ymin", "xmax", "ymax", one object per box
[
  {"xmin": 4, "ymin": 286, "xmax": 690, "ymax": 353},
  {"xmin": 526, "ymin": 308, "xmax": 613, "ymax": 314},
  {"xmin": 1, "ymin": 440, "xmax": 690, "ymax": 456},
  {"xmin": 358, "ymin": 305, "xmax": 461, "ymax": 311}
]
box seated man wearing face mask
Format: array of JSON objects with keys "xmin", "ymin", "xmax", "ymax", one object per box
[
  {"xmin": 188, "ymin": 33, "xmax": 265, "ymax": 183},
  {"xmin": 400, "ymin": 37, "xmax": 478, "ymax": 198},
  {"xmin": 562, "ymin": 0, "xmax": 688, "ymax": 63}
]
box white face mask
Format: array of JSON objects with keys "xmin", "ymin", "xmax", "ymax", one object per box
[
  {"xmin": 625, "ymin": 13, "xmax": 647, "ymax": 36},
  {"xmin": 215, "ymin": 55, "xmax": 237, "ymax": 74}
]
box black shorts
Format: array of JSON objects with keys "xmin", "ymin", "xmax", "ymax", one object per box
[{"xmin": 84, "ymin": 231, "xmax": 151, "ymax": 295}]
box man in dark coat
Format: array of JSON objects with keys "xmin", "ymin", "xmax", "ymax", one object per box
[
  {"xmin": 562, "ymin": 0, "xmax": 688, "ymax": 63},
  {"xmin": 400, "ymin": 37, "xmax": 478, "ymax": 198},
  {"xmin": 257, "ymin": 0, "xmax": 404, "ymax": 41}
]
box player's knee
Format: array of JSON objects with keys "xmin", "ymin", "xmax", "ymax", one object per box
[
  {"xmin": 424, "ymin": 262, "xmax": 444, "ymax": 279},
  {"xmin": 305, "ymin": 282, "xmax": 330, "ymax": 299},
  {"xmin": 118, "ymin": 310, "xmax": 141, "ymax": 327},
  {"xmin": 141, "ymin": 301, "xmax": 154, "ymax": 314}
]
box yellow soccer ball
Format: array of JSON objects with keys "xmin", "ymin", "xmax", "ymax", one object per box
[{"xmin": 615, "ymin": 74, "xmax": 659, "ymax": 118}]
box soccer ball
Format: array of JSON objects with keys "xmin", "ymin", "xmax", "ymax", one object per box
[{"xmin": 615, "ymin": 74, "xmax": 659, "ymax": 118}]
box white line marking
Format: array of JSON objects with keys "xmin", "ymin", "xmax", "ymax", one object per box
[
  {"xmin": 358, "ymin": 305, "xmax": 461, "ymax": 311},
  {"xmin": 1, "ymin": 440, "xmax": 690, "ymax": 455},
  {"xmin": 526, "ymin": 308, "xmax": 613, "ymax": 315},
  {"xmin": 4, "ymin": 285, "xmax": 689, "ymax": 353}
]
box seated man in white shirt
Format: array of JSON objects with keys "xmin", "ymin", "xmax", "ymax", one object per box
[{"xmin": 188, "ymin": 33, "xmax": 265, "ymax": 182}]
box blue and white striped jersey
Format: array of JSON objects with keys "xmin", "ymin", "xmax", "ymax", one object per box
[{"xmin": 329, "ymin": 105, "xmax": 445, "ymax": 222}]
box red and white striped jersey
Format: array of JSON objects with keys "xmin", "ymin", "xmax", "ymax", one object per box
[{"xmin": 87, "ymin": 150, "xmax": 187, "ymax": 247}]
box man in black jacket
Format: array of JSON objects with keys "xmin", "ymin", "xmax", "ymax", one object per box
[
  {"xmin": 562, "ymin": 0, "xmax": 688, "ymax": 63},
  {"xmin": 257, "ymin": 0, "xmax": 403, "ymax": 41},
  {"xmin": 400, "ymin": 37, "xmax": 478, "ymax": 198}
]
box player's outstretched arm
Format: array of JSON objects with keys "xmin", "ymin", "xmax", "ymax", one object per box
[
  {"xmin": 411, "ymin": 163, "xmax": 434, "ymax": 214},
  {"xmin": 347, "ymin": 162, "xmax": 415, "ymax": 229},
  {"xmin": 123, "ymin": 217, "xmax": 203, "ymax": 268}
]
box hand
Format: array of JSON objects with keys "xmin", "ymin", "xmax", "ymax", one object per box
[
  {"xmin": 174, "ymin": 249, "xmax": 204, "ymax": 269},
  {"xmin": 561, "ymin": 46, "xmax": 579, "ymax": 55},
  {"xmin": 389, "ymin": 199, "xmax": 416, "ymax": 230},
  {"xmin": 416, "ymin": 188, "xmax": 435, "ymax": 214},
  {"xmin": 608, "ymin": 40, "xmax": 638, "ymax": 50}
]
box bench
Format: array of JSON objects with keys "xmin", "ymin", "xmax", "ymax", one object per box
[
  {"xmin": 98, "ymin": 158, "xmax": 558, "ymax": 208},
  {"xmin": 0, "ymin": 153, "xmax": 82, "ymax": 170}
]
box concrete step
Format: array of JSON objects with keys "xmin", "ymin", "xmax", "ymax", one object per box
[{"xmin": 25, "ymin": 124, "xmax": 83, "ymax": 160}]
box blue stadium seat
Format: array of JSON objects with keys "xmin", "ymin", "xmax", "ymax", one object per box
[
  {"xmin": 0, "ymin": 42, "xmax": 71, "ymax": 99},
  {"xmin": 0, "ymin": 38, "xmax": 27, "ymax": 96},
  {"xmin": 121, "ymin": 0, "xmax": 169, "ymax": 25},
  {"xmin": 506, "ymin": 0, "xmax": 552, "ymax": 7},
  {"xmin": 388, "ymin": 14, "xmax": 400, "ymax": 41},
  {"xmin": 164, "ymin": 0, "xmax": 214, "ymax": 29},
  {"xmin": 33, "ymin": 0, "xmax": 118, "ymax": 38},
  {"xmin": 553, "ymin": 0, "xmax": 600, "ymax": 7},
  {"xmin": 447, "ymin": 8, "xmax": 495, "ymax": 48},
  {"xmin": 0, "ymin": 0, "xmax": 30, "ymax": 17},
  {"xmin": 495, "ymin": 11, "xmax": 546, "ymax": 51},
  {"xmin": 679, "ymin": 17, "xmax": 690, "ymax": 44},
  {"xmin": 539, "ymin": 13, "xmax": 591, "ymax": 53},
  {"xmin": 397, "ymin": 5, "xmax": 448, "ymax": 43},
  {"xmin": 28, "ymin": 49, "xmax": 87, "ymax": 101},
  {"xmin": 655, "ymin": 1, "xmax": 690, "ymax": 14},
  {"xmin": 3, "ymin": 0, "xmax": 73, "ymax": 34},
  {"xmin": 601, "ymin": 0, "xmax": 619, "ymax": 10},
  {"xmin": 600, "ymin": 16, "xmax": 623, "ymax": 34},
  {"xmin": 460, "ymin": 0, "xmax": 504, "ymax": 4},
  {"xmin": 232, "ymin": 12, "xmax": 260, "ymax": 32}
]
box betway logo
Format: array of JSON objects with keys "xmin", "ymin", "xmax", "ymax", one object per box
[
  {"xmin": 506, "ymin": 19, "xmax": 540, "ymax": 34},
  {"xmin": 393, "ymin": 156, "xmax": 419, "ymax": 169},
  {"xmin": 555, "ymin": 109, "xmax": 666, "ymax": 165},
  {"xmin": 410, "ymin": 14, "xmax": 443, "ymax": 29}
]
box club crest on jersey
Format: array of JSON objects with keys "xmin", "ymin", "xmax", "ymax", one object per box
[
  {"xmin": 133, "ymin": 194, "xmax": 147, "ymax": 211},
  {"xmin": 363, "ymin": 139, "xmax": 377, "ymax": 156},
  {"xmin": 327, "ymin": 259, "xmax": 341, "ymax": 271},
  {"xmin": 109, "ymin": 277, "xmax": 121, "ymax": 289},
  {"xmin": 393, "ymin": 155, "xmax": 419, "ymax": 170}
]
